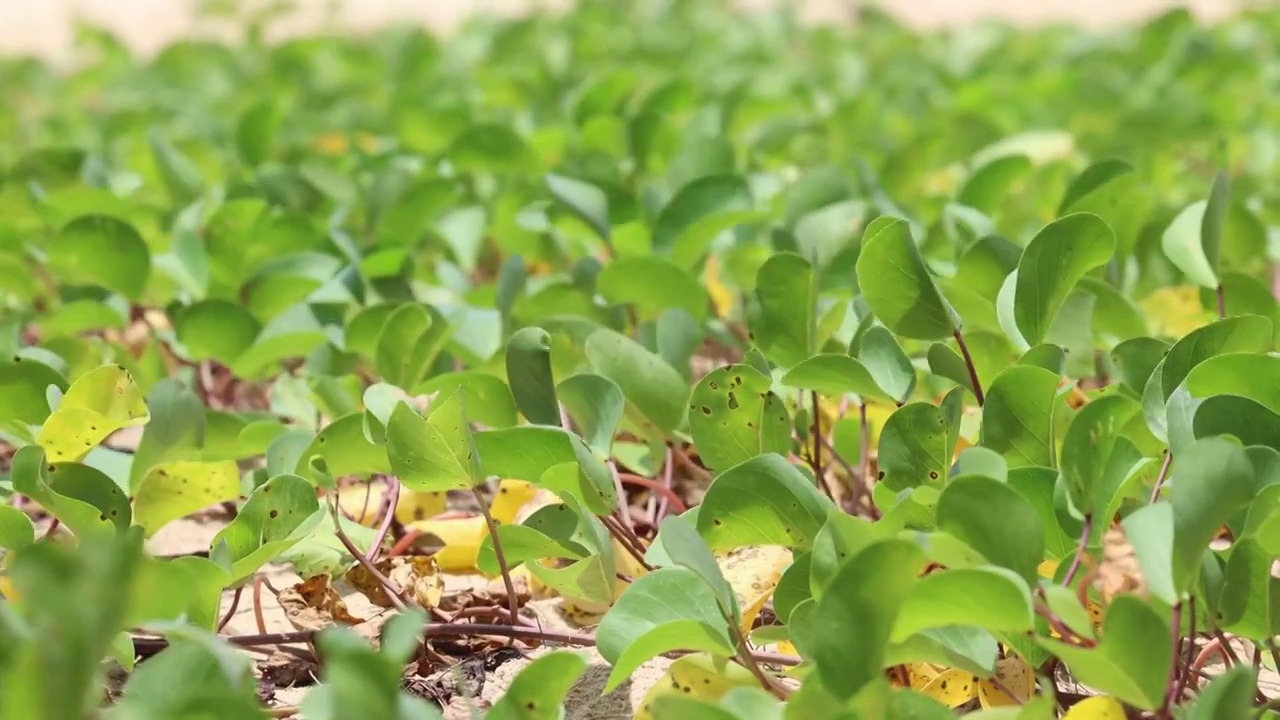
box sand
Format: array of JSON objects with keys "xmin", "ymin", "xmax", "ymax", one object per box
[{"xmin": 0, "ymin": 0, "xmax": 1245, "ymax": 60}]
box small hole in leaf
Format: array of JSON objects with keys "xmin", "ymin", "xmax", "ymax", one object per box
[
  {"xmin": 700, "ymin": 406, "xmax": 711, "ymax": 415},
  {"xmin": 877, "ymin": 471, "xmax": 885, "ymax": 480},
  {"xmin": 727, "ymin": 392, "xmax": 738, "ymax": 410},
  {"xmin": 270, "ymin": 510, "xmax": 279, "ymax": 519},
  {"xmin": 713, "ymin": 519, "xmax": 722, "ymax": 526},
  {"xmin": 709, "ymin": 381, "xmax": 718, "ymax": 390},
  {"xmin": 929, "ymin": 471, "xmax": 938, "ymax": 479}
]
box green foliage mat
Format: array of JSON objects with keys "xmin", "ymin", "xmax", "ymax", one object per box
[{"xmin": 2, "ymin": 0, "xmax": 1280, "ymax": 718}]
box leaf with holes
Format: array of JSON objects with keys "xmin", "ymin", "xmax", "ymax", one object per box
[
  {"xmin": 37, "ymin": 364, "xmax": 150, "ymax": 463},
  {"xmin": 131, "ymin": 460, "xmax": 243, "ymax": 537},
  {"xmin": 697, "ymin": 454, "xmax": 834, "ymax": 550},
  {"xmin": 386, "ymin": 387, "xmax": 483, "ymax": 492},
  {"xmin": 689, "ymin": 365, "xmax": 790, "ymax": 472},
  {"xmin": 210, "ymin": 474, "xmax": 323, "ymax": 584}
]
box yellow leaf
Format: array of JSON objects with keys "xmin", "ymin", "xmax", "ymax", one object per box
[
  {"xmin": 634, "ymin": 653, "xmax": 759, "ymax": 720},
  {"xmin": 1140, "ymin": 286, "xmax": 1206, "ymax": 339},
  {"xmin": 37, "ymin": 364, "xmax": 149, "ymax": 462},
  {"xmin": 409, "ymin": 516, "xmax": 488, "ymax": 573},
  {"xmin": 133, "ymin": 461, "xmax": 241, "ymax": 537},
  {"xmin": 717, "ymin": 545, "xmax": 791, "ymax": 632},
  {"xmin": 337, "ymin": 484, "xmax": 448, "ymax": 528},
  {"xmin": 919, "ymin": 668, "xmax": 979, "ymax": 708},
  {"xmin": 978, "ymin": 656, "xmax": 1035, "ymax": 708},
  {"xmin": 703, "ymin": 254, "xmax": 736, "ymax": 319},
  {"xmin": 1038, "ymin": 559, "xmax": 1060, "ymax": 580},
  {"xmin": 1063, "ymin": 696, "xmax": 1126, "ymax": 719},
  {"xmin": 908, "ymin": 663, "xmax": 941, "ymax": 690},
  {"xmin": 490, "ymin": 480, "xmax": 538, "ymax": 525}
]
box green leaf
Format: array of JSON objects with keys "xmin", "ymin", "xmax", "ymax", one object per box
[
  {"xmin": 133, "ymin": 460, "xmax": 241, "ymax": 537},
  {"xmin": 505, "ymin": 327, "xmax": 561, "ymax": 427},
  {"xmin": 521, "ymin": 501, "xmax": 615, "ymax": 604},
  {"xmin": 472, "ymin": 428, "xmax": 616, "ymax": 513},
  {"xmin": 11, "ymin": 446, "xmax": 128, "ymax": 543},
  {"xmin": 1038, "ymin": 596, "xmax": 1170, "ymax": 710},
  {"xmin": 386, "ymin": 389, "xmax": 482, "ymax": 492},
  {"xmin": 958, "ymin": 155, "xmax": 1032, "ymax": 213},
  {"xmin": 127, "ymin": 381, "xmax": 201, "ymax": 491},
  {"xmin": 783, "ymin": 354, "xmax": 888, "ymax": 402},
  {"xmin": 1185, "ymin": 353, "xmax": 1280, "ymax": 413},
  {"xmin": 891, "ymin": 567, "xmax": 1034, "ymax": 641},
  {"xmin": 856, "ymin": 326, "xmax": 916, "ymax": 403},
  {"xmin": 689, "ymin": 364, "xmax": 791, "ymax": 472},
  {"xmin": 47, "ymin": 215, "xmax": 151, "ymax": 300},
  {"xmin": 0, "ymin": 505, "xmax": 35, "ymax": 551},
  {"xmin": 1111, "ymin": 337, "xmax": 1170, "ymax": 396},
  {"xmin": 547, "ymin": 173, "xmax": 610, "ymax": 241},
  {"xmin": 877, "ymin": 402, "xmax": 957, "ymax": 491},
  {"xmin": 808, "ymin": 539, "xmax": 924, "ymax": 700},
  {"xmin": 111, "ymin": 631, "xmax": 264, "ymax": 718},
  {"xmin": 654, "ymin": 516, "xmax": 738, "ymax": 618},
  {"xmin": 652, "ymin": 174, "xmax": 764, "ymax": 268},
  {"xmin": 175, "ymin": 300, "xmax": 261, "ymax": 366},
  {"xmin": 980, "ymin": 365, "xmax": 1061, "ymax": 468},
  {"xmin": 696, "ymin": 454, "xmax": 834, "ymax": 550},
  {"xmin": 0, "ymin": 357, "xmax": 65, "ymax": 429},
  {"xmin": 449, "ymin": 123, "xmax": 540, "ymax": 175},
  {"xmin": 750, "ymin": 253, "xmax": 816, "ymax": 368},
  {"xmin": 1162, "ymin": 171, "xmax": 1230, "ymax": 289},
  {"xmin": 1186, "ymin": 665, "xmax": 1255, "ymax": 720},
  {"xmin": 855, "ymin": 216, "xmax": 960, "ymax": 340},
  {"xmin": 1012, "ymin": 213, "xmax": 1115, "ymax": 345},
  {"xmin": 1060, "ymin": 394, "xmax": 1140, "ymax": 513},
  {"xmin": 375, "ymin": 303, "xmax": 449, "ymax": 390},
  {"xmin": 585, "ymin": 328, "xmax": 688, "ymax": 435},
  {"xmin": 210, "ymin": 474, "xmax": 322, "ymax": 583},
  {"xmin": 1160, "ymin": 316, "xmax": 1273, "ymax": 401},
  {"xmin": 1194, "ymin": 395, "xmax": 1280, "ymax": 452},
  {"xmin": 596, "ymin": 567, "xmax": 736, "ymax": 692},
  {"xmin": 557, "ymin": 373, "xmax": 624, "ymax": 457},
  {"xmin": 413, "ymin": 372, "xmax": 518, "ymax": 429},
  {"xmin": 234, "ymin": 99, "xmax": 280, "ymax": 166},
  {"xmin": 37, "ymin": 364, "xmax": 149, "ymax": 463},
  {"xmin": 375, "ymin": 178, "xmax": 458, "ymax": 246},
  {"xmin": 486, "ymin": 652, "xmax": 590, "ymax": 720},
  {"xmin": 1170, "ymin": 437, "xmax": 1255, "ymax": 592},
  {"xmin": 296, "ymin": 412, "xmax": 393, "ymax": 483},
  {"xmin": 598, "ymin": 256, "xmax": 708, "ymax": 321},
  {"xmin": 1217, "ymin": 537, "xmax": 1275, "ymax": 639},
  {"xmin": 937, "ymin": 476, "xmax": 1044, "ymax": 584}
]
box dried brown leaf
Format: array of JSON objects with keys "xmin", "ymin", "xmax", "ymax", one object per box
[
  {"xmin": 278, "ymin": 575, "xmax": 367, "ymax": 632},
  {"xmin": 347, "ymin": 556, "xmax": 445, "ymax": 609}
]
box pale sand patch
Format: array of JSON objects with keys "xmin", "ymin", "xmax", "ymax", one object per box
[{"xmin": 0, "ymin": 0, "xmax": 1245, "ymax": 60}]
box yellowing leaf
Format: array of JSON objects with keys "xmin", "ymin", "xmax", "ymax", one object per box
[
  {"xmin": 978, "ymin": 656, "xmax": 1035, "ymax": 708},
  {"xmin": 562, "ymin": 537, "xmax": 650, "ymax": 624},
  {"xmin": 634, "ymin": 653, "xmax": 760, "ymax": 720},
  {"xmin": 37, "ymin": 364, "xmax": 149, "ymax": 462},
  {"xmin": 1063, "ymin": 696, "xmax": 1127, "ymax": 719},
  {"xmin": 908, "ymin": 663, "xmax": 942, "ymax": 690},
  {"xmin": 1038, "ymin": 559, "xmax": 1060, "ymax": 579},
  {"xmin": 409, "ymin": 516, "xmax": 488, "ymax": 573},
  {"xmin": 920, "ymin": 668, "xmax": 979, "ymax": 708},
  {"xmin": 718, "ymin": 545, "xmax": 791, "ymax": 632},
  {"xmin": 490, "ymin": 480, "xmax": 538, "ymax": 525},
  {"xmin": 1140, "ymin": 286, "xmax": 1206, "ymax": 339},
  {"xmin": 133, "ymin": 461, "xmax": 242, "ymax": 537},
  {"xmin": 704, "ymin": 254, "xmax": 736, "ymax": 318},
  {"xmin": 336, "ymin": 484, "xmax": 447, "ymax": 527}
]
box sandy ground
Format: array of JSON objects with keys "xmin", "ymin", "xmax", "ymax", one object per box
[{"xmin": 0, "ymin": 0, "xmax": 1247, "ymax": 60}]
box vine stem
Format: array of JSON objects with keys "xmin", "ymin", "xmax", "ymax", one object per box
[
  {"xmin": 328, "ymin": 497, "xmax": 408, "ymax": 611},
  {"xmin": 366, "ymin": 475, "xmax": 400, "ymax": 563},
  {"xmin": 952, "ymin": 329, "xmax": 985, "ymax": 406},
  {"xmin": 1061, "ymin": 514, "xmax": 1092, "ymax": 587},
  {"xmin": 1157, "ymin": 601, "xmax": 1184, "ymax": 719},
  {"xmin": 471, "ymin": 486, "xmax": 522, "ymax": 632},
  {"xmin": 136, "ymin": 624, "xmax": 804, "ymax": 667},
  {"xmin": 730, "ymin": 619, "xmax": 791, "ymax": 700},
  {"xmin": 618, "ymin": 472, "xmax": 687, "ymax": 514},
  {"xmin": 217, "ymin": 585, "xmax": 243, "ymax": 632},
  {"xmin": 809, "ymin": 390, "xmax": 826, "ymax": 497},
  {"xmin": 1150, "ymin": 450, "xmax": 1174, "ymax": 503}
]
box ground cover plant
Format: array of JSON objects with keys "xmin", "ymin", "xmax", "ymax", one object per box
[{"xmin": 2, "ymin": 0, "xmax": 1280, "ymax": 717}]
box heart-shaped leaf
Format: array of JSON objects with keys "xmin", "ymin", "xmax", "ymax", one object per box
[{"xmin": 689, "ymin": 364, "xmax": 791, "ymax": 472}]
